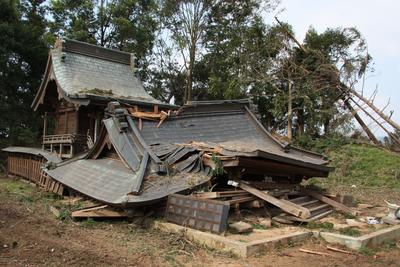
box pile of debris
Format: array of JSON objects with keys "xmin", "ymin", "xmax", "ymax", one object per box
[
  {"xmin": 165, "ymin": 181, "xmax": 358, "ymax": 234},
  {"xmin": 4, "ymin": 99, "xmax": 354, "ymax": 234}
]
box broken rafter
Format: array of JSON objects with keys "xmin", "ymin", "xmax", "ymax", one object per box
[{"xmin": 228, "ymin": 181, "xmax": 311, "ymax": 219}]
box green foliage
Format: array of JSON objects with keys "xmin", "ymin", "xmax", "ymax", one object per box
[
  {"xmin": 48, "ymin": 0, "xmax": 158, "ymax": 62},
  {"xmin": 211, "ymin": 154, "xmax": 226, "ymax": 176},
  {"xmin": 251, "ymin": 223, "xmax": 268, "ymax": 230},
  {"xmin": 80, "ymin": 218, "xmax": 98, "ymax": 228},
  {"xmin": 339, "ymin": 227, "xmax": 361, "ymax": 237},
  {"xmin": 358, "ymin": 246, "xmax": 375, "ymax": 256},
  {"xmin": 0, "ymin": 0, "xmax": 48, "ymax": 148},
  {"xmin": 293, "ymin": 134, "xmax": 351, "ymax": 154}
]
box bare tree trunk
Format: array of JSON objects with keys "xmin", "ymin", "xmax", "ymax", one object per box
[
  {"xmin": 187, "ymin": 42, "xmax": 195, "ymax": 103},
  {"xmin": 287, "ymin": 82, "xmax": 293, "ymax": 140},
  {"xmin": 349, "ymin": 97, "xmax": 400, "ymax": 147},
  {"xmin": 296, "ymin": 109, "xmax": 305, "ymax": 137},
  {"xmin": 344, "ymin": 100, "xmax": 380, "ymax": 146},
  {"xmin": 346, "ymin": 86, "xmax": 400, "ymax": 132}
]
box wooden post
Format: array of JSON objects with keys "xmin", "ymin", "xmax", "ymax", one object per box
[
  {"xmin": 74, "ymin": 108, "xmax": 79, "ymax": 134},
  {"xmin": 64, "ymin": 111, "xmax": 68, "ymax": 134},
  {"xmin": 43, "ymin": 112, "xmax": 48, "ymax": 136}
]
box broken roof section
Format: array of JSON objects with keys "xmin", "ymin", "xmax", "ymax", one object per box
[
  {"xmin": 142, "ymin": 100, "xmax": 332, "ymax": 174},
  {"xmin": 46, "ymin": 102, "xmax": 211, "ymax": 206},
  {"xmin": 32, "ymin": 38, "xmax": 175, "ymax": 110},
  {"xmin": 45, "ymin": 100, "xmax": 333, "ymax": 207}
]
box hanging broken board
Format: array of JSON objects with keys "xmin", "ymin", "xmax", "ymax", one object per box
[{"xmin": 166, "ymin": 194, "xmax": 230, "ymax": 233}]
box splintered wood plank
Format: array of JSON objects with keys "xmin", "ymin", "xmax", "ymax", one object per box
[
  {"xmin": 71, "ymin": 205, "xmax": 127, "ymax": 218},
  {"xmin": 300, "ymin": 187, "xmax": 358, "ymax": 216},
  {"xmin": 230, "ymin": 181, "xmax": 311, "ymax": 219}
]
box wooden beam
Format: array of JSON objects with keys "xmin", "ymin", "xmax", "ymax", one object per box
[
  {"xmin": 194, "ymin": 190, "xmax": 249, "ymax": 199},
  {"xmin": 229, "ymin": 181, "xmax": 311, "ymax": 219},
  {"xmin": 300, "ymin": 187, "xmax": 358, "ymax": 216},
  {"xmin": 71, "ymin": 205, "xmax": 127, "ymax": 218}
]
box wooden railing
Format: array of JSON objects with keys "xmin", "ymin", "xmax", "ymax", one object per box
[
  {"xmin": 42, "ymin": 134, "xmax": 87, "ymax": 145},
  {"xmin": 42, "ymin": 134, "xmax": 88, "ymax": 158}
]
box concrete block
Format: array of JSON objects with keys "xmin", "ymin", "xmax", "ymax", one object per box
[{"xmin": 230, "ymin": 221, "xmax": 253, "ymax": 233}]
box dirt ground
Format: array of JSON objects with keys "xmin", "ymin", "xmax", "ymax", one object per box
[{"xmin": 1, "ymin": 175, "xmax": 400, "ymax": 267}]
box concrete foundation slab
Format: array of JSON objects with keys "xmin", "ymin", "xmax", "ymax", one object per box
[
  {"xmin": 152, "ymin": 221, "xmax": 311, "ymax": 257},
  {"xmin": 320, "ymin": 225, "xmax": 400, "ymax": 250},
  {"xmin": 154, "ymin": 221, "xmax": 400, "ymax": 257}
]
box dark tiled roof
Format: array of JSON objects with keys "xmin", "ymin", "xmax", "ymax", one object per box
[
  {"xmin": 140, "ymin": 106, "xmax": 329, "ymax": 167},
  {"xmin": 51, "ymin": 40, "xmax": 162, "ymax": 104},
  {"xmin": 33, "ymin": 38, "xmax": 173, "ymax": 109}
]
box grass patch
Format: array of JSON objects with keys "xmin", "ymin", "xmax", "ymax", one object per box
[
  {"xmin": 304, "ymin": 221, "xmax": 334, "ymax": 230},
  {"xmin": 307, "ymin": 143, "xmax": 400, "ymax": 189},
  {"xmin": 358, "ymin": 246, "xmax": 375, "ymax": 256},
  {"xmin": 80, "ymin": 218, "xmax": 98, "ymax": 228},
  {"xmin": 0, "ymin": 179, "xmax": 34, "ymax": 195},
  {"xmin": 252, "ymin": 223, "xmax": 268, "ymax": 230},
  {"xmin": 339, "ymin": 227, "xmax": 361, "ymax": 237},
  {"xmin": 18, "ymin": 195, "xmax": 34, "ymax": 203}
]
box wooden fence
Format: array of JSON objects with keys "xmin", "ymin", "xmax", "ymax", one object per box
[{"xmin": 7, "ymin": 152, "xmax": 65, "ymax": 196}]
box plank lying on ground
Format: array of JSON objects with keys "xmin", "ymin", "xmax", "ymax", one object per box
[
  {"xmin": 326, "ymin": 246, "xmax": 354, "ymax": 255},
  {"xmin": 299, "ymin": 249, "xmax": 331, "ymax": 256},
  {"xmin": 301, "ymin": 188, "xmax": 358, "ymax": 216},
  {"xmin": 71, "ymin": 205, "xmax": 128, "ymax": 218},
  {"xmin": 228, "ymin": 181, "xmax": 311, "ymax": 219}
]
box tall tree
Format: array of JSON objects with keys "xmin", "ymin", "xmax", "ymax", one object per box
[
  {"xmin": 49, "ymin": 0, "xmax": 158, "ymax": 62},
  {"xmin": 257, "ymin": 25, "xmax": 372, "ymax": 138},
  {"xmin": 0, "ymin": 0, "xmax": 48, "ymax": 147},
  {"xmin": 162, "ymin": 0, "xmax": 208, "ymax": 103}
]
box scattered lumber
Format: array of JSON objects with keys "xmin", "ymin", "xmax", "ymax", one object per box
[
  {"xmin": 227, "ymin": 196, "xmax": 256, "ymax": 205},
  {"xmin": 299, "ymin": 249, "xmax": 331, "ymax": 256},
  {"xmin": 228, "ymin": 181, "xmax": 311, "ymax": 219},
  {"xmin": 301, "ymin": 187, "xmax": 358, "ymax": 216},
  {"xmin": 71, "ymin": 205, "xmax": 128, "ymax": 218},
  {"xmin": 326, "ymin": 246, "xmax": 354, "ymax": 255}
]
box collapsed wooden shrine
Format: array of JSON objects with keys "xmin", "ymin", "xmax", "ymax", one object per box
[{"xmin": 3, "ymin": 38, "xmax": 361, "ymax": 232}]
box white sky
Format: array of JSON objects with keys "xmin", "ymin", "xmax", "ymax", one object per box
[{"xmin": 265, "ymin": 0, "xmax": 400, "ymax": 136}]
